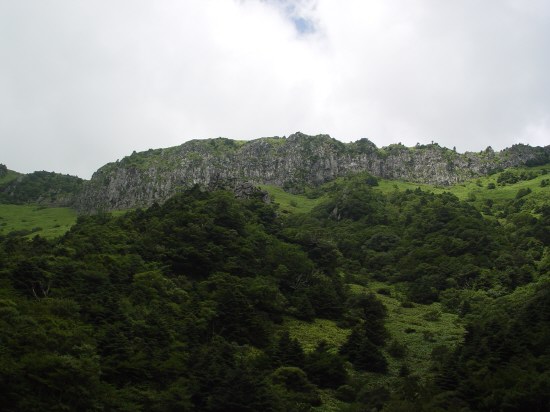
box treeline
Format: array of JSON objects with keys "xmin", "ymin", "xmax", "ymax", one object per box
[{"xmin": 0, "ymin": 171, "xmax": 83, "ymax": 205}]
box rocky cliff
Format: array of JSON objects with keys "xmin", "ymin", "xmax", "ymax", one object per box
[{"xmin": 75, "ymin": 133, "xmax": 550, "ymax": 212}]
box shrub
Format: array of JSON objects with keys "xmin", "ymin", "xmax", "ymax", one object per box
[
  {"xmin": 387, "ymin": 339, "xmax": 407, "ymax": 358},
  {"xmin": 515, "ymin": 187, "xmax": 532, "ymax": 199}
]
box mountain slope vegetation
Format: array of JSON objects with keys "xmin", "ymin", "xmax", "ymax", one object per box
[
  {"xmin": 0, "ymin": 168, "xmax": 83, "ymax": 206},
  {"xmin": 0, "ymin": 156, "xmax": 549, "ymax": 410}
]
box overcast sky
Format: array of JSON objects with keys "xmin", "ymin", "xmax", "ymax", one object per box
[{"xmin": 1, "ymin": 0, "xmax": 549, "ymax": 178}]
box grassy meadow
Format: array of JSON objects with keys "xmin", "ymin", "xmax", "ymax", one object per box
[
  {"xmin": 260, "ymin": 184, "xmax": 327, "ymax": 214},
  {"xmin": 0, "ymin": 204, "xmax": 77, "ymax": 239}
]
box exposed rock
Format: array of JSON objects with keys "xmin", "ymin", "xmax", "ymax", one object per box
[{"xmin": 75, "ymin": 133, "xmax": 550, "ymax": 213}]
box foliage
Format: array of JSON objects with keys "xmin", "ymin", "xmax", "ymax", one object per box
[
  {"xmin": 497, "ymin": 169, "xmax": 538, "ymax": 185},
  {"xmin": 0, "ymin": 159, "xmax": 549, "ymax": 410},
  {"xmin": 437, "ymin": 280, "xmax": 550, "ymax": 411},
  {"xmin": 0, "ymin": 171, "xmax": 83, "ymax": 205},
  {"xmin": 0, "ymin": 188, "xmax": 353, "ymax": 410}
]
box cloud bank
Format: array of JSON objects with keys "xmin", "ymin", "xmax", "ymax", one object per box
[{"xmin": 1, "ymin": 0, "xmax": 549, "ymax": 178}]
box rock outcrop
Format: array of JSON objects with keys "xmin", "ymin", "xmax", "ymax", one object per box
[{"xmin": 75, "ymin": 133, "xmax": 550, "ymax": 213}]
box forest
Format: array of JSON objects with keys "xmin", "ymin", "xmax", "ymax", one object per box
[{"xmin": 0, "ymin": 166, "xmax": 549, "ymax": 411}]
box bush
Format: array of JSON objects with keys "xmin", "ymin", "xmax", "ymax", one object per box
[
  {"xmin": 269, "ymin": 367, "xmax": 321, "ymax": 407},
  {"xmin": 305, "ymin": 341, "xmax": 348, "ymax": 388},
  {"xmin": 515, "ymin": 187, "xmax": 532, "ymax": 199},
  {"xmin": 335, "ymin": 385, "xmax": 356, "ymax": 402},
  {"xmin": 387, "ymin": 339, "xmax": 407, "ymax": 358},
  {"xmin": 377, "ymin": 287, "xmax": 391, "ymax": 296},
  {"xmin": 423, "ymin": 310, "xmax": 441, "ymax": 321}
]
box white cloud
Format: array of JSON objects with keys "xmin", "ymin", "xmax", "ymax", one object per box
[{"xmin": 0, "ymin": 0, "xmax": 548, "ymax": 178}]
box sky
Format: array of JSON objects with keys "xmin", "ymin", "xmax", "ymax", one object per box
[{"xmin": 1, "ymin": 0, "xmax": 549, "ymax": 179}]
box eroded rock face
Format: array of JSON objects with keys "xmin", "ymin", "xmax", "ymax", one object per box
[{"xmin": 75, "ymin": 133, "xmax": 550, "ymax": 212}]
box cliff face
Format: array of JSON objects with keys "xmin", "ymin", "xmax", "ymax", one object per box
[{"xmin": 76, "ymin": 133, "xmax": 550, "ymax": 212}]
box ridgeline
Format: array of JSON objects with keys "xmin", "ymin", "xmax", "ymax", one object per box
[{"xmin": 2, "ymin": 133, "xmax": 549, "ymax": 212}]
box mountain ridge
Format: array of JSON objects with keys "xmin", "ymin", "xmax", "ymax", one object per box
[
  {"xmin": 75, "ymin": 132, "xmax": 550, "ymax": 212},
  {"xmin": 2, "ymin": 133, "xmax": 549, "ymax": 212}
]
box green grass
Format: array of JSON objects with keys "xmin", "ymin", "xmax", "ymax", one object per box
[
  {"xmin": 349, "ymin": 282, "xmax": 464, "ymax": 382},
  {"xmin": 0, "ymin": 204, "xmax": 77, "ymax": 239},
  {"xmin": 111, "ymin": 209, "xmax": 133, "ymax": 217},
  {"xmin": 284, "ymin": 316, "xmax": 351, "ymax": 353},
  {"xmin": 447, "ymin": 169, "xmax": 550, "ymax": 211},
  {"xmin": 376, "ymin": 178, "xmax": 442, "ymax": 194},
  {"xmin": 282, "ymin": 281, "xmax": 464, "ymax": 408},
  {"xmin": 376, "ymin": 163, "xmax": 550, "ymax": 217},
  {"xmin": 260, "ymin": 185, "xmax": 327, "ymax": 214}
]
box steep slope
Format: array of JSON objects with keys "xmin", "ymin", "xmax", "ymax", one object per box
[{"xmin": 76, "ymin": 133, "xmax": 550, "ymax": 212}]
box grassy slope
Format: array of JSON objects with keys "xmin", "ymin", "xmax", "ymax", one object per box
[
  {"xmin": 446, "ymin": 166, "xmax": 550, "ymax": 214},
  {"xmin": 0, "ymin": 204, "xmax": 77, "ymax": 239},
  {"xmin": 0, "ymin": 170, "xmax": 21, "ymax": 186},
  {"xmin": 284, "ymin": 283, "xmax": 464, "ymax": 373},
  {"xmin": 260, "ymin": 184, "xmax": 327, "ymax": 214},
  {"xmin": 349, "ymin": 282, "xmax": 464, "ymax": 379},
  {"xmin": 377, "ymin": 163, "xmax": 550, "ymax": 214},
  {"xmin": 0, "ymin": 168, "xmax": 81, "ymax": 239},
  {"xmin": 282, "ymin": 282, "xmax": 464, "ymax": 411},
  {"xmin": 1, "ymin": 161, "xmax": 546, "ymax": 240},
  {"xmin": 285, "ymin": 317, "xmax": 350, "ymax": 353}
]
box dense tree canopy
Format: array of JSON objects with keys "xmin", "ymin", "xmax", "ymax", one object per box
[{"xmin": 0, "ymin": 173, "xmax": 548, "ymax": 410}]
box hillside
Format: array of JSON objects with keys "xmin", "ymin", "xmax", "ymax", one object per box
[
  {"xmin": 0, "ymin": 161, "xmax": 549, "ymax": 410},
  {"xmin": 0, "ymin": 167, "xmax": 84, "ymax": 207},
  {"xmin": 1, "ymin": 141, "xmax": 549, "ymax": 410}
]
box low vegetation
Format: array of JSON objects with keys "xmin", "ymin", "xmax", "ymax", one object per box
[{"xmin": 0, "ymin": 204, "xmax": 77, "ymax": 238}]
